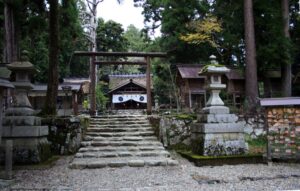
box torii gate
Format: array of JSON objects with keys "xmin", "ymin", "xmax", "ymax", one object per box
[{"xmin": 74, "ymin": 51, "xmax": 167, "ymax": 115}]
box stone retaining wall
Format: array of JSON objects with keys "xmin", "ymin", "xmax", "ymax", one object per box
[
  {"xmin": 43, "ymin": 116, "xmax": 89, "ymax": 155},
  {"xmin": 149, "ymin": 114, "xmax": 266, "ymax": 149}
]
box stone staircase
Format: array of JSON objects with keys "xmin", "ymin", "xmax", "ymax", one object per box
[{"xmin": 69, "ymin": 115, "xmax": 178, "ymax": 168}]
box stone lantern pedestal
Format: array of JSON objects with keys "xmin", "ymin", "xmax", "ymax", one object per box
[
  {"xmin": 191, "ymin": 57, "xmax": 246, "ymax": 156},
  {"xmin": 1, "ymin": 60, "xmax": 51, "ymax": 164}
]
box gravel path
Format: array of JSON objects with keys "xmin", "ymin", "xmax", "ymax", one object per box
[{"xmin": 1, "ymin": 152, "xmax": 300, "ymax": 191}]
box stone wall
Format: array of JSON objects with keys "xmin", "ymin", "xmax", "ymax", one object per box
[
  {"xmin": 149, "ymin": 115, "xmax": 193, "ymax": 149},
  {"xmin": 239, "ymin": 114, "xmax": 266, "ymax": 138},
  {"xmin": 149, "ymin": 114, "xmax": 266, "ymax": 150},
  {"xmin": 266, "ymin": 107, "xmax": 300, "ymax": 160},
  {"xmin": 43, "ymin": 116, "xmax": 89, "ymax": 155}
]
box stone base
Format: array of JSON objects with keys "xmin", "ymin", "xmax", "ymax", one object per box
[
  {"xmin": 191, "ymin": 116, "xmax": 247, "ymax": 156},
  {"xmin": 202, "ymin": 106, "xmax": 230, "ymax": 114},
  {"xmin": 0, "ymin": 137, "xmax": 51, "ymax": 164},
  {"xmin": 191, "ymin": 132, "xmax": 246, "ymax": 156}
]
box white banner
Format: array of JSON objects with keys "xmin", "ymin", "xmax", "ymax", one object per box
[{"xmin": 112, "ymin": 94, "xmax": 147, "ymax": 103}]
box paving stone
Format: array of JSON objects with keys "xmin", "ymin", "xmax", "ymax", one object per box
[
  {"xmin": 128, "ymin": 160, "xmax": 145, "ymax": 167},
  {"xmin": 145, "ymin": 159, "xmax": 167, "ymax": 166},
  {"xmin": 108, "ymin": 161, "xmax": 127, "ymax": 167},
  {"xmin": 86, "ymin": 162, "xmax": 107, "ymax": 168},
  {"xmin": 118, "ymin": 152, "xmax": 133, "ymax": 157}
]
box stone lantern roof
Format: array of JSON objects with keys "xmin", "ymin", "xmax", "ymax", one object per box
[
  {"xmin": 0, "ymin": 78, "xmax": 14, "ymax": 89},
  {"xmin": 6, "ymin": 51, "xmax": 37, "ymax": 73},
  {"xmin": 6, "ymin": 61, "xmax": 37, "ymax": 73}
]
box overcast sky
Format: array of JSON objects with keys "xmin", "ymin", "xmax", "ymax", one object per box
[{"xmin": 97, "ymin": 0, "xmax": 144, "ymax": 30}]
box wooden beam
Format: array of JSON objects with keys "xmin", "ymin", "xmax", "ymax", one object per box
[
  {"xmin": 146, "ymin": 56, "xmax": 152, "ymax": 114},
  {"xmin": 74, "ymin": 51, "xmax": 167, "ymax": 58},
  {"xmin": 95, "ymin": 61, "xmax": 147, "ymax": 65}
]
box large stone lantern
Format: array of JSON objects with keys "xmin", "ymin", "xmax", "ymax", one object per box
[
  {"xmin": 1, "ymin": 57, "xmax": 51, "ymax": 164},
  {"xmin": 191, "ymin": 55, "xmax": 246, "ymax": 156}
]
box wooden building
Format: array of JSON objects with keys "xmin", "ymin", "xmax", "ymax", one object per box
[
  {"xmin": 176, "ymin": 65, "xmax": 248, "ymax": 111},
  {"xmin": 28, "ymin": 78, "xmax": 90, "ymax": 115},
  {"xmin": 108, "ymin": 74, "xmax": 153, "ymax": 110},
  {"xmin": 176, "ymin": 65, "xmax": 207, "ymax": 111}
]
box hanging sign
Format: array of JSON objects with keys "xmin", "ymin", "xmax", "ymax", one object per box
[{"xmin": 112, "ymin": 94, "xmax": 147, "ymax": 103}]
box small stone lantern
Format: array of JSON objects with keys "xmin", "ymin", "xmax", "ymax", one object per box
[{"xmin": 203, "ymin": 55, "xmax": 230, "ymax": 107}]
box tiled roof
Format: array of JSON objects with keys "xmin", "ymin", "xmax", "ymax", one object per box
[
  {"xmin": 32, "ymin": 84, "xmax": 81, "ymax": 92},
  {"xmin": 109, "ymin": 74, "xmax": 153, "ymax": 90},
  {"xmin": 177, "ymin": 65, "xmax": 205, "ymax": 79}
]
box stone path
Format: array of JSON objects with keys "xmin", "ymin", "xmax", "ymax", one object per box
[
  {"xmin": 69, "ymin": 114, "xmax": 178, "ymax": 168},
  {"xmin": 2, "ymin": 153, "xmax": 300, "ymax": 191}
]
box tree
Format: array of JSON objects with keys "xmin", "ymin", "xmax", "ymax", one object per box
[
  {"xmin": 3, "ymin": 0, "xmax": 18, "ymax": 63},
  {"xmin": 124, "ymin": 24, "xmax": 148, "ymax": 52},
  {"xmin": 96, "ymin": 18, "xmax": 128, "ymax": 52},
  {"xmin": 281, "ymin": 0, "xmax": 292, "ymax": 96},
  {"xmin": 42, "ymin": 0, "xmax": 59, "ymax": 115},
  {"xmin": 135, "ymin": 0, "xmax": 213, "ymax": 63},
  {"xmin": 244, "ymin": 0, "xmax": 258, "ymax": 113}
]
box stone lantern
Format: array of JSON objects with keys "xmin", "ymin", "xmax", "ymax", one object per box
[
  {"xmin": 1, "ymin": 55, "xmax": 51, "ymax": 164},
  {"xmin": 191, "ymin": 55, "xmax": 246, "ymax": 156}
]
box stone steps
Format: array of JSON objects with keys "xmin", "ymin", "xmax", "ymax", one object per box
[
  {"xmin": 75, "ymin": 150, "xmax": 170, "ymax": 158},
  {"xmin": 85, "ymin": 131, "xmax": 155, "ymax": 137},
  {"xmin": 78, "ymin": 146, "xmax": 166, "ymax": 153},
  {"xmin": 89, "ymin": 124, "xmax": 152, "ymax": 128},
  {"xmin": 70, "ymin": 157, "xmax": 178, "ymax": 169},
  {"xmin": 81, "ymin": 140, "xmax": 163, "ymax": 147},
  {"xmin": 86, "ymin": 127, "xmax": 153, "ymax": 132},
  {"xmin": 69, "ymin": 114, "xmax": 177, "ymax": 168},
  {"xmin": 83, "ymin": 136, "xmax": 158, "ymax": 142}
]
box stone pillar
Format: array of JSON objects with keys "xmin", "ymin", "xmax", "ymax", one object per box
[
  {"xmin": 0, "ymin": 78, "xmax": 14, "ymax": 179},
  {"xmin": 191, "ymin": 56, "xmax": 246, "ymax": 156},
  {"xmin": 1, "ymin": 59, "xmax": 51, "ymax": 164}
]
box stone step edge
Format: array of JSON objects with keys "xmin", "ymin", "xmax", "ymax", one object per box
[
  {"xmin": 85, "ymin": 132, "xmax": 155, "ymax": 137},
  {"xmin": 69, "ymin": 159, "xmax": 178, "ymax": 169},
  {"xmin": 78, "ymin": 146, "xmax": 166, "ymax": 153},
  {"xmin": 75, "ymin": 151, "xmax": 170, "ymax": 158}
]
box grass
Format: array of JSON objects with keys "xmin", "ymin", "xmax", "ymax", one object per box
[{"xmin": 246, "ymin": 135, "xmax": 267, "ymax": 154}]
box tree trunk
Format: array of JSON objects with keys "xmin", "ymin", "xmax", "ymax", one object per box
[
  {"xmin": 3, "ymin": 1, "xmax": 18, "ymax": 63},
  {"xmin": 281, "ymin": 0, "xmax": 292, "ymax": 97},
  {"xmin": 43, "ymin": 0, "xmax": 59, "ymax": 115},
  {"xmin": 244, "ymin": 0, "xmax": 258, "ymax": 113}
]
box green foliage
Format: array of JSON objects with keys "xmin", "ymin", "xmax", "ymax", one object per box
[
  {"xmin": 180, "ymin": 16, "xmax": 222, "ymax": 47},
  {"xmin": 173, "ymin": 113, "xmax": 196, "ymax": 121},
  {"xmin": 96, "ymin": 81, "xmax": 109, "ymax": 111},
  {"xmin": 124, "ymin": 24, "xmax": 149, "ymax": 52},
  {"xmin": 96, "ymin": 18, "xmax": 128, "ymax": 52}
]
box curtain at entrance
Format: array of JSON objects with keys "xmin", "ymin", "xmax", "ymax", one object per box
[{"xmin": 112, "ymin": 94, "xmax": 147, "ymax": 103}]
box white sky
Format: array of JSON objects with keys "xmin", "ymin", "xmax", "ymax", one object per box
[{"xmin": 97, "ymin": 0, "xmax": 145, "ymax": 30}]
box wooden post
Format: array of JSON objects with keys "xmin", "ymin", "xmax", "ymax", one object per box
[
  {"xmin": 73, "ymin": 92, "xmax": 78, "ymax": 115},
  {"xmin": 90, "ymin": 58, "xmax": 96, "ymax": 116},
  {"xmin": 0, "ymin": 92, "xmax": 3, "ymax": 143},
  {"xmin": 146, "ymin": 57, "xmax": 152, "ymax": 114},
  {"xmin": 5, "ymin": 140, "xmax": 13, "ymax": 180}
]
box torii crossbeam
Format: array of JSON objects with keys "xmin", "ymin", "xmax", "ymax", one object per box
[{"xmin": 74, "ymin": 51, "xmax": 167, "ymax": 115}]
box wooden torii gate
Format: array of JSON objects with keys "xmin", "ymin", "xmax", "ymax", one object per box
[{"xmin": 74, "ymin": 51, "xmax": 167, "ymax": 115}]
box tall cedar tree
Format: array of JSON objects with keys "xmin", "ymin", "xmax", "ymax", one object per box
[
  {"xmin": 3, "ymin": 1, "xmax": 18, "ymax": 62},
  {"xmin": 42, "ymin": 0, "xmax": 59, "ymax": 115},
  {"xmin": 281, "ymin": 0, "xmax": 292, "ymax": 96},
  {"xmin": 244, "ymin": 0, "xmax": 258, "ymax": 113}
]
